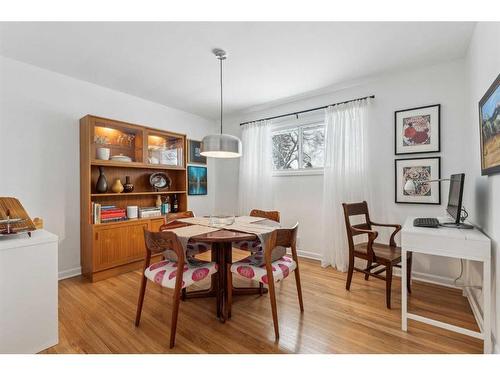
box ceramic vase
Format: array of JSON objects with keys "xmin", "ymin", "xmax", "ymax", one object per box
[
  {"xmin": 96, "ymin": 167, "xmax": 108, "ymax": 193},
  {"xmin": 111, "ymin": 178, "xmax": 124, "ymax": 193},
  {"xmin": 123, "ymin": 176, "xmax": 134, "ymax": 193}
]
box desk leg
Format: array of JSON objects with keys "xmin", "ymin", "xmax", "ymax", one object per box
[
  {"xmin": 483, "ymin": 258, "xmax": 491, "ymax": 354},
  {"xmin": 402, "ymin": 247, "xmax": 408, "ymax": 331}
]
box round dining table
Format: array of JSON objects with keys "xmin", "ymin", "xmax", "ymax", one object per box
[{"xmin": 186, "ymin": 229, "xmax": 267, "ymax": 322}]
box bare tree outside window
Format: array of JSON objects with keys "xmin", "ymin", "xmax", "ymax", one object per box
[
  {"xmin": 272, "ymin": 130, "xmax": 299, "ymax": 169},
  {"xmin": 302, "ymin": 125, "xmax": 325, "ymax": 168},
  {"xmin": 272, "ymin": 123, "xmax": 325, "ymax": 172}
]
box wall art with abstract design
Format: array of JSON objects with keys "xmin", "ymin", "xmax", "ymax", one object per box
[
  {"xmin": 395, "ymin": 104, "xmax": 440, "ymax": 155},
  {"xmin": 395, "ymin": 156, "xmax": 441, "ymax": 204},
  {"xmin": 479, "ymin": 73, "xmax": 500, "ymax": 176},
  {"xmin": 187, "ymin": 166, "xmax": 208, "ymax": 195}
]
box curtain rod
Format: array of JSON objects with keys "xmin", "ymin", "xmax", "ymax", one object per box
[{"xmin": 239, "ymin": 95, "xmax": 375, "ymax": 126}]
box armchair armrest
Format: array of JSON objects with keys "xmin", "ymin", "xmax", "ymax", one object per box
[
  {"xmin": 351, "ymin": 227, "xmax": 378, "ymax": 260},
  {"xmin": 351, "ymin": 227, "xmax": 378, "ymax": 240},
  {"xmin": 369, "ymin": 221, "xmax": 401, "ymax": 247}
]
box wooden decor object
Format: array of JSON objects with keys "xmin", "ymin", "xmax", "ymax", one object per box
[
  {"xmin": 0, "ymin": 197, "xmax": 36, "ymax": 236},
  {"xmin": 80, "ymin": 115, "xmax": 189, "ymax": 282}
]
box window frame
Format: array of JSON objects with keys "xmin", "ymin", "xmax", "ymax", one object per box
[{"xmin": 271, "ymin": 114, "xmax": 325, "ymax": 177}]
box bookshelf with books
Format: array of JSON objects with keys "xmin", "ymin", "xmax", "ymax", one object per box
[{"xmin": 80, "ymin": 115, "xmax": 188, "ymax": 282}]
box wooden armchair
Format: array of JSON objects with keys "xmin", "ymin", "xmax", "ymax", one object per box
[
  {"xmin": 135, "ymin": 229, "xmax": 219, "ymax": 348},
  {"xmin": 227, "ymin": 223, "xmax": 303, "ymax": 340},
  {"xmin": 342, "ymin": 201, "xmax": 412, "ymax": 309}
]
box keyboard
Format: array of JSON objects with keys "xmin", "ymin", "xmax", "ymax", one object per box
[{"xmin": 413, "ymin": 217, "xmax": 440, "ymax": 228}]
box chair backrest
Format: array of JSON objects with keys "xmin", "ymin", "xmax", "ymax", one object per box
[
  {"xmin": 342, "ymin": 201, "xmax": 373, "ymax": 254},
  {"xmin": 264, "ymin": 223, "xmax": 299, "ymax": 263},
  {"xmin": 274, "ymin": 222, "xmax": 298, "ymax": 248},
  {"xmin": 158, "ymin": 211, "xmax": 195, "ymax": 232},
  {"xmin": 143, "ymin": 229, "xmax": 185, "ymax": 264},
  {"xmin": 250, "ymin": 209, "xmax": 280, "ymax": 223},
  {"xmin": 166, "ymin": 211, "xmax": 194, "ymax": 222}
]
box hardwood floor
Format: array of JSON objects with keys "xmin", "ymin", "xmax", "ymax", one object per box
[{"xmin": 43, "ymin": 251, "xmax": 482, "ymax": 354}]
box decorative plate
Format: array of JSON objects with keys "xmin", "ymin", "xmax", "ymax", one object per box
[
  {"xmin": 110, "ymin": 154, "xmax": 132, "ymax": 162},
  {"xmin": 149, "ymin": 172, "xmax": 171, "ymax": 191}
]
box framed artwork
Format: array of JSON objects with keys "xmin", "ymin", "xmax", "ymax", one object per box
[
  {"xmin": 479, "ymin": 73, "xmax": 500, "ymax": 176},
  {"xmin": 188, "ymin": 139, "xmax": 207, "ymax": 165},
  {"xmin": 395, "ymin": 104, "xmax": 440, "ymax": 155},
  {"xmin": 187, "ymin": 166, "xmax": 207, "ymax": 196},
  {"xmin": 395, "ymin": 157, "xmax": 441, "ymax": 205}
]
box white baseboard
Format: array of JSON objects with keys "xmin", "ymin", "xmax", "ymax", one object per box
[
  {"xmin": 295, "ymin": 249, "xmax": 322, "ymax": 261},
  {"xmin": 464, "ymin": 286, "xmax": 484, "ymax": 333},
  {"xmin": 58, "ymin": 267, "xmax": 81, "ymax": 280},
  {"xmin": 463, "ymin": 286, "xmax": 498, "ymax": 353},
  {"xmin": 393, "ymin": 268, "xmax": 461, "ymax": 289}
]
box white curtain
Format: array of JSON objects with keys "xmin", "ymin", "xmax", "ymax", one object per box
[
  {"xmin": 238, "ymin": 120, "xmax": 273, "ymax": 215},
  {"xmin": 321, "ymin": 98, "xmax": 372, "ymax": 271}
]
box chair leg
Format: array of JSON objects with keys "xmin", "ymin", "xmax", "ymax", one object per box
[
  {"xmin": 226, "ymin": 264, "xmax": 233, "ymax": 319},
  {"xmin": 135, "ymin": 274, "xmax": 147, "ymax": 326},
  {"xmin": 365, "ymin": 259, "xmax": 372, "ymax": 280},
  {"xmin": 294, "ymin": 267, "xmax": 304, "ymax": 312},
  {"xmin": 385, "ymin": 264, "xmax": 393, "ymax": 309},
  {"xmin": 407, "ymin": 252, "xmax": 412, "ymax": 294},
  {"xmin": 267, "ymin": 279, "xmax": 280, "ymax": 340},
  {"xmin": 169, "ymin": 280, "xmax": 182, "ymax": 348},
  {"xmin": 181, "ymin": 288, "xmax": 187, "ymax": 301},
  {"xmin": 346, "ymin": 255, "xmax": 354, "ymax": 290}
]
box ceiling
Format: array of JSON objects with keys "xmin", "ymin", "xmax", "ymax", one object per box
[{"xmin": 0, "ymin": 22, "xmax": 475, "ymax": 119}]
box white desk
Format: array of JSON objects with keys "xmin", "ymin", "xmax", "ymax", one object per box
[
  {"xmin": 0, "ymin": 230, "xmax": 59, "ymax": 353},
  {"xmin": 401, "ymin": 217, "xmax": 491, "ymax": 353}
]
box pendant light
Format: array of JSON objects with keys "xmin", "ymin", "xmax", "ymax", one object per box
[{"xmin": 200, "ymin": 49, "xmax": 242, "ymax": 158}]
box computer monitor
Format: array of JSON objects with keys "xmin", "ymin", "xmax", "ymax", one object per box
[
  {"xmin": 442, "ymin": 173, "xmax": 473, "ymax": 229},
  {"xmin": 446, "ymin": 173, "xmax": 465, "ymax": 224}
]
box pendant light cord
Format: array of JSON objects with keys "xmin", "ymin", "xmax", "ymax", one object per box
[{"xmin": 219, "ymin": 56, "xmax": 223, "ymax": 134}]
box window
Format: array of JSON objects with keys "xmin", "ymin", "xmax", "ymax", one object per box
[{"xmin": 272, "ymin": 121, "xmax": 325, "ymax": 174}]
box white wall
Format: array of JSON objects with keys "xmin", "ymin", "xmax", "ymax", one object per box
[
  {"xmin": 216, "ymin": 59, "xmax": 469, "ymax": 281},
  {"xmin": 463, "ymin": 22, "xmax": 500, "ymax": 353},
  {"xmin": 0, "ymin": 56, "xmax": 218, "ymax": 278}
]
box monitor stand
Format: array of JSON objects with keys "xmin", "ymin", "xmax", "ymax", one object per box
[{"xmin": 440, "ymin": 222, "xmax": 474, "ymax": 229}]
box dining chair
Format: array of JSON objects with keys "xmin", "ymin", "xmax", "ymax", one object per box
[
  {"xmin": 160, "ymin": 211, "xmax": 210, "ymax": 259},
  {"xmin": 234, "ymin": 209, "xmax": 281, "ymax": 253},
  {"xmin": 165, "ymin": 210, "xmax": 195, "ymax": 223},
  {"xmin": 342, "ymin": 201, "xmax": 412, "ymax": 309},
  {"xmin": 135, "ymin": 229, "xmax": 219, "ymax": 348},
  {"xmin": 227, "ymin": 223, "xmax": 303, "ymax": 340},
  {"xmin": 234, "ymin": 209, "xmax": 283, "ymax": 294},
  {"xmin": 250, "ymin": 209, "xmax": 280, "ymax": 223}
]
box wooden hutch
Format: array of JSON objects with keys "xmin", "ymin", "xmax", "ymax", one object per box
[{"xmin": 80, "ymin": 115, "xmax": 188, "ymax": 281}]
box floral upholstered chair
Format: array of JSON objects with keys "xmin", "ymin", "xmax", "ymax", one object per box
[
  {"xmin": 227, "ymin": 223, "xmax": 303, "ymax": 340},
  {"xmin": 160, "ymin": 211, "xmax": 211, "ymax": 259},
  {"xmin": 135, "ymin": 229, "xmax": 218, "ymax": 348}
]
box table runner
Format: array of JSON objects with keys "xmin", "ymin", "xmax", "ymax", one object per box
[
  {"xmin": 177, "ymin": 215, "xmax": 267, "ymax": 227},
  {"xmin": 175, "ymin": 216, "xmax": 283, "ymax": 257},
  {"xmin": 167, "ymin": 224, "xmax": 220, "ymax": 253}
]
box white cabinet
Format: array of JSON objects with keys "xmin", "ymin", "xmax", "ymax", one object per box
[{"xmin": 0, "ymin": 230, "xmax": 58, "ymax": 353}]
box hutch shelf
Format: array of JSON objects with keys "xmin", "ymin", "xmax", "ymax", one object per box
[{"xmin": 80, "ymin": 115, "xmax": 188, "ymax": 282}]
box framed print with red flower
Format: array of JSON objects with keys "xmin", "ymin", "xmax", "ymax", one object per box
[{"xmin": 395, "ymin": 104, "xmax": 440, "ymax": 155}]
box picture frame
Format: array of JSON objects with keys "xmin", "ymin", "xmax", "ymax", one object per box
[
  {"xmin": 187, "ymin": 165, "xmax": 208, "ymax": 196},
  {"xmin": 395, "ymin": 104, "xmax": 440, "ymax": 155},
  {"xmin": 188, "ymin": 139, "xmax": 207, "ymax": 165},
  {"xmin": 395, "ymin": 156, "xmax": 441, "ymax": 205},
  {"xmin": 478, "ymin": 73, "xmax": 500, "ymax": 176}
]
